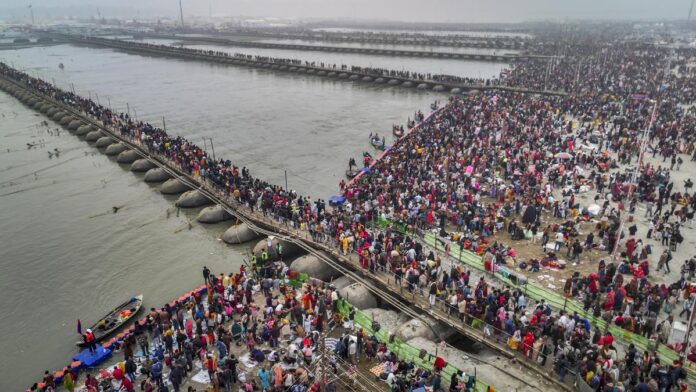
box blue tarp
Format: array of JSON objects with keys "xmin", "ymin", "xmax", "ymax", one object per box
[
  {"xmin": 72, "ymin": 345, "xmax": 112, "ymax": 368},
  {"xmin": 359, "ymin": 167, "xmax": 370, "ymax": 173},
  {"xmin": 329, "ymin": 195, "xmax": 346, "ymax": 205}
]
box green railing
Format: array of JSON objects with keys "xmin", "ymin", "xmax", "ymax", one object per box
[
  {"xmin": 418, "ymin": 232, "xmax": 694, "ymax": 381},
  {"xmin": 335, "ymin": 298, "xmax": 490, "ymax": 392},
  {"xmin": 288, "ymin": 271, "xmax": 492, "ymax": 392}
]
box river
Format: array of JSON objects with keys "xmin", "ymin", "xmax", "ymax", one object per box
[{"xmin": 0, "ymin": 42, "xmax": 498, "ymax": 389}]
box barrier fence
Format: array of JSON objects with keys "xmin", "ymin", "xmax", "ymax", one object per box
[{"xmin": 416, "ymin": 230, "xmax": 695, "ymax": 381}]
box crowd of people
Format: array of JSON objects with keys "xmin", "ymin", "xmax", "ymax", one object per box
[
  {"xmin": 33, "ymin": 259, "xmax": 470, "ymax": 392},
  {"xmin": 234, "ymin": 28, "xmax": 531, "ymax": 48},
  {"xmin": 7, "ymin": 24, "xmax": 696, "ymax": 392}
]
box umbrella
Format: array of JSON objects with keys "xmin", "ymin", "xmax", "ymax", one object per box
[{"xmin": 555, "ymin": 152, "xmax": 573, "ymax": 160}]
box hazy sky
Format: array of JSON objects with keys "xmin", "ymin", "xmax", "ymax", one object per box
[{"xmin": 1, "ymin": 0, "xmax": 691, "ymax": 23}]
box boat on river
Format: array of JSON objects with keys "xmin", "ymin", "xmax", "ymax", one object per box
[
  {"xmin": 370, "ymin": 134, "xmax": 385, "ymax": 150},
  {"xmin": 76, "ymin": 295, "xmax": 143, "ymax": 347},
  {"xmin": 393, "ymin": 125, "xmax": 404, "ymax": 137}
]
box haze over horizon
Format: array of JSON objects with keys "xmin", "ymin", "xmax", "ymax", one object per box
[{"xmin": 0, "ymin": 0, "xmax": 693, "ymax": 24}]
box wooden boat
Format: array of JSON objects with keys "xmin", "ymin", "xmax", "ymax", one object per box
[
  {"xmin": 370, "ymin": 135, "xmax": 385, "ymax": 150},
  {"xmin": 393, "ymin": 125, "xmax": 404, "ymax": 138},
  {"xmin": 76, "ymin": 294, "xmax": 143, "ymax": 347}
]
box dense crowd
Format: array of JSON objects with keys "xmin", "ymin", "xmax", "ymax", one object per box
[
  {"xmin": 7, "ymin": 24, "xmax": 696, "ymax": 392},
  {"xmin": 33, "ymin": 260, "xmax": 467, "ymax": 392}
]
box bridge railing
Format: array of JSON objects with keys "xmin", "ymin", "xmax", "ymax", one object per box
[{"xmin": 288, "ymin": 270, "xmax": 494, "ymax": 392}]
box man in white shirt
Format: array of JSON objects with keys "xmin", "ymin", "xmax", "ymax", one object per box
[{"xmin": 555, "ymin": 231, "xmax": 565, "ymax": 251}]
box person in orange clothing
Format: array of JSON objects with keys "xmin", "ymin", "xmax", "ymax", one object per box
[
  {"xmin": 205, "ymin": 353, "xmax": 217, "ymax": 381},
  {"xmin": 522, "ymin": 332, "xmax": 535, "ymax": 357},
  {"xmin": 274, "ymin": 363, "xmax": 284, "ymax": 389}
]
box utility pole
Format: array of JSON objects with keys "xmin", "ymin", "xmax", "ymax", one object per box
[
  {"xmin": 209, "ymin": 138, "xmax": 216, "ymax": 162},
  {"xmin": 202, "ymin": 138, "xmax": 215, "ymax": 161},
  {"xmin": 689, "ymin": 0, "xmax": 695, "ymax": 21},
  {"xmin": 28, "ymin": 2, "xmax": 35, "ymax": 26},
  {"xmin": 162, "ymin": 116, "xmax": 166, "ymax": 131},
  {"xmin": 683, "ymin": 294, "xmax": 696, "ymax": 361},
  {"xmin": 319, "ymin": 333, "xmax": 329, "ymax": 392},
  {"xmin": 575, "ymin": 60, "xmax": 583, "ymax": 96},
  {"xmin": 284, "ymin": 170, "xmax": 288, "ymax": 191},
  {"xmin": 179, "ymin": 0, "xmax": 185, "ymax": 27}
]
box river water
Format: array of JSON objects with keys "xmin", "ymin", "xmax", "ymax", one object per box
[{"xmin": 0, "ymin": 42, "xmax": 501, "ymax": 389}]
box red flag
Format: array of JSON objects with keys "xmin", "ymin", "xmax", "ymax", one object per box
[{"xmin": 77, "ymin": 319, "xmax": 82, "ymax": 335}]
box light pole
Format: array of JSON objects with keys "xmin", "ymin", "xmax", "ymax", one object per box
[
  {"xmin": 683, "ymin": 292, "xmax": 696, "ymax": 361},
  {"xmin": 202, "ymin": 137, "xmax": 215, "ymax": 162},
  {"xmin": 610, "ymin": 99, "xmax": 658, "ymax": 261}
]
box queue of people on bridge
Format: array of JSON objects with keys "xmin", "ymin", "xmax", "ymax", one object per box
[
  {"xmin": 89, "ymin": 36, "xmax": 504, "ymax": 89},
  {"xmin": 249, "ymin": 28, "xmax": 532, "ymax": 46}
]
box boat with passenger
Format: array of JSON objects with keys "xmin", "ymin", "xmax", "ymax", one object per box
[
  {"xmin": 76, "ymin": 295, "xmax": 143, "ymax": 347},
  {"xmin": 369, "ymin": 133, "xmax": 386, "ymax": 150}
]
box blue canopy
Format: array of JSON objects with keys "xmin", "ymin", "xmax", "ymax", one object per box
[{"xmin": 328, "ymin": 195, "xmax": 346, "ymax": 205}]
